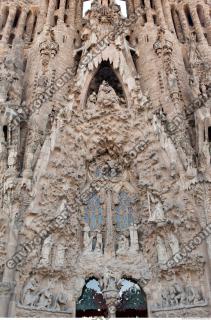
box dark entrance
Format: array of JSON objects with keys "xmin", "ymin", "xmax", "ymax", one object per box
[
  {"xmin": 76, "ymin": 278, "xmax": 108, "ymax": 317},
  {"xmin": 116, "ymin": 279, "xmax": 148, "ymax": 318}
]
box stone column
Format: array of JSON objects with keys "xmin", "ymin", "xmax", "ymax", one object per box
[
  {"xmin": 126, "ymin": 0, "xmax": 134, "ymax": 16},
  {"xmin": 66, "ymin": 0, "xmax": 76, "ymax": 27},
  {"xmin": 105, "ymin": 189, "xmax": 115, "ymax": 256},
  {"xmin": 178, "ymin": 9, "xmax": 190, "ymax": 41},
  {"xmin": 203, "ymin": 6, "xmax": 211, "ymax": 45},
  {"xmin": 58, "ymin": 0, "xmax": 66, "ymax": 22},
  {"xmin": 190, "ymin": 6, "xmax": 205, "ymax": 43},
  {"xmin": 16, "ymin": 9, "xmax": 28, "ymax": 38},
  {"xmin": 2, "ymin": 7, "xmax": 17, "ymax": 44},
  {"xmin": 0, "ymin": 5, "xmax": 8, "ymax": 31},
  {"xmin": 133, "ymin": 0, "xmax": 140, "ymax": 10},
  {"xmin": 75, "ymin": 0, "xmax": 83, "ymax": 28},
  {"xmin": 37, "ymin": 0, "xmax": 48, "ymax": 32},
  {"xmin": 0, "ymin": 200, "xmax": 19, "ymax": 317},
  {"xmin": 154, "ymin": 0, "xmax": 165, "ymax": 28},
  {"xmin": 172, "ymin": 8, "xmax": 184, "ymax": 42},
  {"xmin": 25, "ymin": 12, "xmax": 36, "ymax": 43},
  {"xmin": 162, "ymin": 0, "xmax": 174, "ymax": 32},
  {"xmin": 144, "ymin": 0, "xmax": 153, "ymax": 24},
  {"xmin": 46, "ymin": 0, "xmax": 57, "ymax": 27}
]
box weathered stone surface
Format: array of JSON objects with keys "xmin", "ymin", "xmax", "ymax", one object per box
[{"xmin": 0, "ymin": 0, "xmax": 211, "ymax": 317}]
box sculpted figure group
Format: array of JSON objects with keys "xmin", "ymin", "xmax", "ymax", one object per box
[
  {"xmin": 157, "ymin": 283, "xmax": 206, "ymax": 309},
  {"xmin": 21, "ymin": 278, "xmax": 70, "ymax": 313}
]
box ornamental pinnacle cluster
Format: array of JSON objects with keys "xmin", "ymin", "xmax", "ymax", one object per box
[{"xmin": 0, "ymin": 0, "xmax": 211, "ymax": 318}]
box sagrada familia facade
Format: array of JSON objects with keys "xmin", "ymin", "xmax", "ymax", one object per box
[{"xmin": 0, "ymin": 0, "xmax": 211, "ymax": 317}]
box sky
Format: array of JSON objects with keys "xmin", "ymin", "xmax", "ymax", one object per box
[{"xmin": 83, "ymin": 0, "xmax": 127, "ymax": 17}]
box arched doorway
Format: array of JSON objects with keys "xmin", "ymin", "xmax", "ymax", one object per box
[
  {"xmin": 116, "ymin": 278, "xmax": 148, "ymax": 317},
  {"xmin": 76, "ymin": 278, "xmax": 108, "ymax": 317}
]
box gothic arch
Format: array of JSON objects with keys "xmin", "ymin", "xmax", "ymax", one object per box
[
  {"xmin": 79, "ymin": 60, "xmax": 135, "ymax": 109},
  {"xmin": 116, "ymin": 277, "xmax": 148, "ymax": 317},
  {"xmin": 76, "ymin": 277, "xmax": 107, "ymax": 317}
]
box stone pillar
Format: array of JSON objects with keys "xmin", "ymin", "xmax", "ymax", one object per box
[
  {"xmin": 37, "ymin": 0, "xmax": 48, "ymax": 32},
  {"xmin": 16, "ymin": 9, "xmax": 28, "ymax": 38},
  {"xmin": 203, "ymin": 6, "xmax": 211, "ymax": 45},
  {"xmin": 2, "ymin": 7, "xmax": 17, "ymax": 44},
  {"xmin": 190, "ymin": 6, "xmax": 205, "ymax": 43},
  {"xmin": 75, "ymin": 0, "xmax": 83, "ymax": 28},
  {"xmin": 67, "ymin": 0, "xmax": 76, "ymax": 27},
  {"xmin": 0, "ymin": 5, "xmax": 8, "ymax": 31},
  {"xmin": 25, "ymin": 12, "xmax": 36, "ymax": 43},
  {"xmin": 162, "ymin": 0, "xmax": 174, "ymax": 32},
  {"xmin": 46, "ymin": 0, "xmax": 57, "ymax": 27},
  {"xmin": 0, "ymin": 201, "xmax": 19, "ymax": 317},
  {"xmin": 145, "ymin": 0, "xmax": 153, "ymax": 24},
  {"xmin": 103, "ymin": 288, "xmax": 119, "ymax": 318},
  {"xmin": 105, "ymin": 190, "xmax": 115, "ymax": 256},
  {"xmin": 172, "ymin": 8, "xmax": 184, "ymax": 42},
  {"xmin": 58, "ymin": 0, "xmax": 66, "ymax": 22},
  {"xmin": 178, "ymin": 9, "xmax": 190, "ymax": 41},
  {"xmin": 155, "ymin": 0, "xmax": 166, "ymax": 27},
  {"xmin": 133, "ymin": 0, "xmax": 140, "ymax": 10},
  {"xmin": 126, "ymin": 0, "xmax": 134, "ymax": 16}
]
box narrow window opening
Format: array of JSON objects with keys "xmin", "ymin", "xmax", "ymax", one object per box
[
  {"xmin": 3, "ymin": 126, "xmax": 8, "ymax": 142},
  {"xmin": 54, "ymin": 15, "xmax": 58, "ymax": 26},
  {"xmin": 153, "ymin": 14, "xmax": 157, "ymax": 25},
  {"xmin": 141, "ymin": 0, "xmax": 145, "ymax": 8},
  {"xmin": 65, "ymin": 0, "xmax": 69, "ymax": 9},
  {"xmin": 64, "ymin": 14, "xmax": 68, "ymax": 23},
  {"xmin": 208, "ymin": 127, "xmax": 211, "ymax": 142},
  {"xmin": 13, "ymin": 7, "xmax": 21, "ymax": 28},
  {"xmin": 8, "ymin": 33, "xmax": 15, "ymax": 45},
  {"xmin": 56, "ymin": 0, "xmax": 60, "ymax": 10},
  {"xmin": 143, "ymin": 13, "xmax": 147, "ymax": 23},
  {"xmin": 150, "ymin": 0, "xmax": 155, "ymax": 9},
  {"xmin": 184, "ymin": 5, "xmax": 194, "ymax": 27}
]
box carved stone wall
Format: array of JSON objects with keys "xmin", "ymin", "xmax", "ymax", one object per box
[{"xmin": 0, "ymin": 0, "xmax": 211, "ymax": 317}]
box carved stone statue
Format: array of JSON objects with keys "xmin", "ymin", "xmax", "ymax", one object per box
[
  {"xmin": 116, "ymin": 234, "xmax": 129, "ymax": 255},
  {"xmin": 53, "ymin": 292, "xmax": 69, "ymax": 311},
  {"xmin": 54, "ymin": 238, "xmax": 67, "ymax": 268},
  {"xmin": 156, "ymin": 235, "xmax": 168, "ymax": 265},
  {"xmin": 129, "ymin": 224, "xmax": 139, "ymax": 252},
  {"xmin": 189, "ymin": 73, "xmax": 200, "ymax": 98},
  {"xmin": 21, "ymin": 278, "xmax": 39, "ymax": 307},
  {"xmin": 83, "ymin": 224, "xmax": 93, "ymax": 252},
  {"xmin": 39, "ymin": 235, "xmax": 53, "ymax": 267},
  {"xmin": 102, "ymin": 268, "xmax": 117, "ymax": 291},
  {"xmin": 186, "ymin": 286, "xmax": 204, "ymax": 305},
  {"xmin": 94, "ymin": 230, "xmax": 103, "ymax": 254},
  {"xmin": 37, "ymin": 288, "xmax": 53, "ymax": 309},
  {"xmin": 168, "ymin": 232, "xmax": 180, "ymax": 255},
  {"xmin": 148, "ymin": 193, "xmax": 165, "ymax": 223}
]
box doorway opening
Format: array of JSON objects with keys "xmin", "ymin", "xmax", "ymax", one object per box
[
  {"xmin": 76, "ymin": 278, "xmax": 107, "ymax": 317},
  {"xmin": 116, "ymin": 278, "xmax": 148, "ymax": 317}
]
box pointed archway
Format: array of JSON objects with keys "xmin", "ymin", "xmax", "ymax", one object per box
[
  {"xmin": 76, "ymin": 278, "xmax": 108, "ymax": 317},
  {"xmin": 116, "ymin": 278, "xmax": 148, "ymax": 318}
]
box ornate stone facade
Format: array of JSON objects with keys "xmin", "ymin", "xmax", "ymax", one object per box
[{"xmin": 0, "ymin": 0, "xmax": 211, "ymax": 317}]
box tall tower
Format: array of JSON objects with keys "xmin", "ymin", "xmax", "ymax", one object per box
[{"xmin": 0, "ymin": 0, "xmax": 211, "ymax": 317}]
